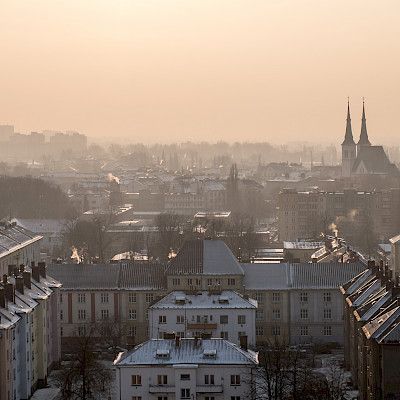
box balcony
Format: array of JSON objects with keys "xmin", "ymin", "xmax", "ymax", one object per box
[
  {"xmin": 149, "ymin": 385, "xmax": 175, "ymax": 394},
  {"xmin": 187, "ymin": 323, "xmax": 217, "ymax": 330},
  {"xmin": 196, "ymin": 385, "xmax": 223, "ymax": 393}
]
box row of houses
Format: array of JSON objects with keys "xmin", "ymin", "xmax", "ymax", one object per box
[
  {"xmin": 48, "ymin": 239, "xmax": 366, "ymax": 347},
  {"xmin": 0, "ymin": 263, "xmax": 61, "ymax": 400},
  {"xmin": 340, "ymin": 235, "xmax": 400, "ymax": 400}
]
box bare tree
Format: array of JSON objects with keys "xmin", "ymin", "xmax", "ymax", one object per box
[{"xmin": 56, "ymin": 325, "xmax": 113, "ymax": 400}]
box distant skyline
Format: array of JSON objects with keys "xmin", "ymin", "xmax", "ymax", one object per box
[{"xmin": 1, "ymin": 0, "xmax": 399, "ymax": 145}]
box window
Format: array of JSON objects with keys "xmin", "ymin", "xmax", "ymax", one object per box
[
  {"xmin": 146, "ymin": 293, "xmax": 154, "ymax": 303},
  {"xmin": 181, "ymin": 374, "xmax": 190, "ymax": 380},
  {"xmin": 100, "ymin": 293, "xmax": 109, "ymax": 303},
  {"xmin": 300, "ymin": 292, "xmax": 308, "ymax": 302},
  {"xmin": 181, "ymin": 388, "xmax": 190, "ymax": 399},
  {"xmin": 172, "ymin": 278, "xmax": 180, "ymax": 286},
  {"xmin": 323, "ymin": 326, "xmax": 332, "ymax": 336},
  {"xmin": 129, "ymin": 309, "xmax": 137, "ymax": 320},
  {"xmin": 158, "ymin": 397, "xmax": 167, "ymax": 400},
  {"xmin": 300, "ymin": 309, "xmax": 308, "ymax": 319},
  {"xmin": 60, "ymin": 293, "xmax": 63, "ymax": 303},
  {"xmin": 177, "ymin": 315, "xmax": 185, "ymax": 324},
  {"xmin": 272, "ymin": 292, "xmax": 281, "ymax": 302},
  {"xmin": 228, "ymin": 278, "xmax": 236, "ymax": 286},
  {"xmin": 204, "ymin": 374, "xmax": 215, "ymax": 385},
  {"xmin": 78, "ymin": 309, "xmax": 86, "ymax": 320},
  {"xmin": 78, "ymin": 326, "xmax": 86, "ymax": 337},
  {"xmin": 187, "ymin": 278, "xmax": 193, "ymax": 286},
  {"xmin": 132, "ymin": 397, "xmax": 142, "ymax": 400},
  {"xmin": 78, "ymin": 293, "xmax": 86, "ymax": 303},
  {"xmin": 129, "ymin": 293, "xmax": 137, "ymax": 303},
  {"xmin": 60, "ymin": 310, "xmax": 63, "ymax": 320},
  {"xmin": 207, "ymin": 278, "xmax": 213, "ymax": 286},
  {"xmin": 206, "ymin": 397, "xmax": 215, "ymax": 400},
  {"xmin": 256, "ymin": 326, "xmax": 264, "ymax": 336},
  {"xmin": 230, "ymin": 375, "xmax": 241, "ymax": 386},
  {"xmin": 323, "ymin": 292, "xmax": 331, "ymax": 302},
  {"xmin": 157, "ymin": 375, "xmax": 168, "ymax": 385},
  {"xmin": 159, "ymin": 315, "xmax": 167, "ymax": 324},
  {"xmin": 256, "ymin": 310, "xmax": 264, "ymax": 320},
  {"xmin": 324, "ymin": 309, "xmax": 332, "ymax": 320},
  {"xmin": 128, "ymin": 326, "xmax": 136, "ymax": 337},
  {"xmin": 238, "ymin": 315, "xmax": 246, "ymax": 324},
  {"xmin": 131, "ymin": 375, "xmax": 142, "ymax": 386},
  {"xmin": 300, "ymin": 326, "xmax": 309, "ymax": 336},
  {"xmin": 220, "ymin": 315, "xmax": 228, "ymax": 324},
  {"xmin": 254, "ymin": 292, "xmax": 264, "ymax": 303},
  {"xmin": 272, "ymin": 325, "xmax": 280, "ymax": 336},
  {"xmin": 231, "ymin": 397, "xmax": 240, "ymax": 400},
  {"xmin": 272, "ymin": 309, "xmax": 281, "ymax": 320},
  {"xmin": 220, "ymin": 331, "xmax": 228, "ymax": 339},
  {"xmin": 101, "ymin": 309, "xmax": 109, "ymax": 320}
]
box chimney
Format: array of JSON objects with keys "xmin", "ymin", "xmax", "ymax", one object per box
[
  {"xmin": 175, "ymin": 335, "xmax": 180, "ymax": 348},
  {"xmin": 239, "ymin": 335, "xmax": 248, "ymax": 351},
  {"xmin": 23, "ymin": 271, "xmax": 31, "ymax": 289},
  {"xmin": 386, "ymin": 279, "xmax": 395, "ymax": 292},
  {"xmin": 0, "ymin": 288, "xmax": 5, "ymax": 308},
  {"xmin": 19, "ymin": 264, "xmax": 25, "ymax": 274},
  {"xmin": 8, "ymin": 264, "xmax": 16, "ymax": 276},
  {"xmin": 367, "ymin": 260, "xmax": 375, "ymax": 269},
  {"xmin": 16, "ymin": 276, "xmax": 24, "ymax": 295},
  {"xmin": 379, "ymin": 259, "xmax": 384, "ymax": 269},
  {"xmin": 13, "ymin": 267, "xmax": 19, "ymax": 278},
  {"xmin": 38, "ymin": 262, "xmax": 46, "ymax": 278},
  {"xmin": 2, "ymin": 274, "xmax": 7, "ymax": 285},
  {"xmin": 5, "ymin": 282, "xmax": 15, "ymax": 303},
  {"xmin": 32, "ymin": 265, "xmax": 40, "ymax": 282}
]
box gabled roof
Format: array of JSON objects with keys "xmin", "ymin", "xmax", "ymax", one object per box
[
  {"xmin": 114, "ymin": 338, "xmax": 258, "ymax": 366},
  {"xmin": 166, "ymin": 240, "xmax": 244, "ymax": 276},
  {"xmin": 363, "ymin": 306, "xmax": 400, "ymax": 343}
]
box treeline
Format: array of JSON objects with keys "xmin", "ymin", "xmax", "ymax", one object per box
[{"xmin": 0, "ymin": 176, "xmax": 75, "ymax": 219}]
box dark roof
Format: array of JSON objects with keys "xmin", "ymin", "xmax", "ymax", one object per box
[
  {"xmin": 242, "ymin": 262, "xmax": 366, "ymax": 290},
  {"xmin": 352, "ymin": 146, "xmax": 399, "ymax": 175},
  {"xmin": 166, "ymin": 240, "xmax": 244, "ymax": 276},
  {"xmin": 0, "ymin": 223, "xmax": 42, "ymax": 258},
  {"xmin": 47, "ymin": 262, "xmax": 165, "ymax": 290}
]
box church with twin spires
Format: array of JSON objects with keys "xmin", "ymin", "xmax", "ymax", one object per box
[{"xmin": 341, "ymin": 100, "xmax": 398, "ymax": 177}]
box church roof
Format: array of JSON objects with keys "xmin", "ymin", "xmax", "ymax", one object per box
[{"xmin": 352, "ymin": 146, "xmax": 399, "ymax": 175}]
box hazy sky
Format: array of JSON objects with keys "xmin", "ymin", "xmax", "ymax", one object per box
[{"xmin": 1, "ymin": 0, "xmax": 399, "ymax": 144}]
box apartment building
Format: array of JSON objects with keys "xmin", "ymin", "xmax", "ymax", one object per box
[
  {"xmin": 114, "ymin": 337, "xmax": 258, "ymax": 400},
  {"xmin": 278, "ymin": 188, "xmax": 400, "ymax": 241},
  {"xmin": 48, "ymin": 262, "xmax": 166, "ymax": 346},
  {"xmin": 242, "ymin": 261, "xmax": 365, "ymax": 344},
  {"xmin": 0, "ymin": 262, "xmax": 61, "ymax": 400},
  {"xmin": 50, "ymin": 239, "xmax": 365, "ymax": 348},
  {"xmin": 0, "ymin": 222, "xmax": 42, "ymax": 276},
  {"xmin": 149, "ymin": 290, "xmax": 257, "ymax": 346}
]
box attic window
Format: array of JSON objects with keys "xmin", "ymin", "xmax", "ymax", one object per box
[
  {"xmin": 156, "ymin": 349, "xmax": 170, "ymax": 359},
  {"xmin": 218, "ymin": 296, "xmax": 229, "ymax": 304},
  {"xmin": 203, "ymin": 349, "xmax": 217, "ymax": 359},
  {"xmin": 175, "ymin": 295, "xmax": 186, "ymax": 304}
]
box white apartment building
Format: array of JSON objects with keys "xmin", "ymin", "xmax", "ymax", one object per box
[
  {"xmin": 149, "ymin": 291, "xmax": 257, "ymax": 347},
  {"xmin": 114, "ymin": 337, "xmax": 258, "ymax": 400}
]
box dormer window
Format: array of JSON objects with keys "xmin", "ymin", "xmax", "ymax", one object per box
[
  {"xmin": 156, "ymin": 349, "xmax": 170, "ymax": 359},
  {"xmin": 203, "ymin": 349, "xmax": 217, "ymax": 359}
]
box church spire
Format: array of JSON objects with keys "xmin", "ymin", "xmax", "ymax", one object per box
[
  {"xmin": 358, "ymin": 98, "xmax": 371, "ymax": 147},
  {"xmin": 342, "ymin": 98, "xmax": 355, "ymax": 145}
]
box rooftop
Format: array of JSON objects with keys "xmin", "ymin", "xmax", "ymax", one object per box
[
  {"xmin": 114, "ymin": 338, "xmax": 258, "ymax": 366},
  {"xmin": 150, "ymin": 290, "xmax": 257, "ymax": 310}
]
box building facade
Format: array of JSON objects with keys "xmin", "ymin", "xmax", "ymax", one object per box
[
  {"xmin": 114, "ymin": 338, "xmax": 258, "ymax": 400},
  {"xmin": 149, "ymin": 290, "xmax": 257, "ymax": 346}
]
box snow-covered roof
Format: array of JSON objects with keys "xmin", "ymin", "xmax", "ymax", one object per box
[
  {"xmin": 150, "ymin": 290, "xmax": 257, "ymax": 310},
  {"xmin": 114, "ymin": 338, "xmax": 258, "ymax": 366}
]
